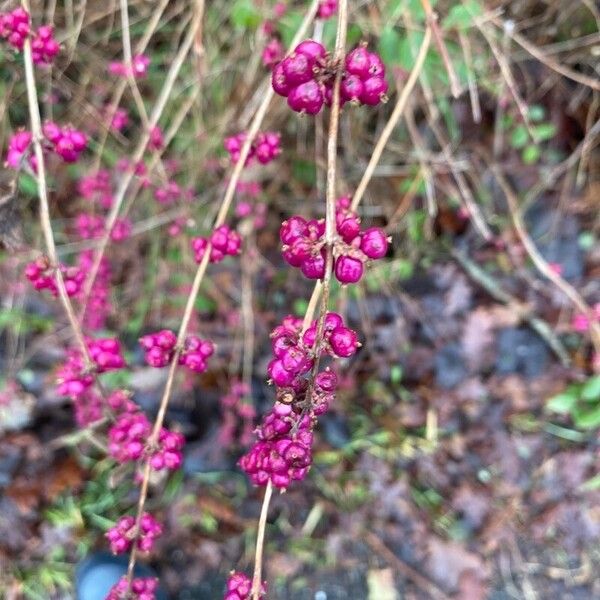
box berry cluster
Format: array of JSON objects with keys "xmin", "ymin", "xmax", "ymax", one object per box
[
  {"xmin": 139, "ymin": 330, "xmax": 215, "ymax": 373},
  {"xmin": 318, "ymin": 0, "xmax": 338, "ymax": 19},
  {"xmin": 106, "ymin": 512, "xmax": 162, "ymax": 554},
  {"xmin": 108, "ymin": 411, "xmax": 185, "ymax": 471},
  {"xmin": 109, "ymin": 53, "xmax": 150, "ymax": 78},
  {"xmin": 111, "ymin": 107, "xmax": 130, "ymax": 132},
  {"xmin": 74, "ymin": 213, "xmax": 132, "ymax": 242},
  {"xmin": 0, "ymin": 8, "xmax": 59, "ymax": 64},
  {"xmin": 78, "ymin": 169, "xmax": 113, "ymax": 208},
  {"xmin": 0, "ymin": 7, "xmax": 30, "ymax": 50},
  {"xmin": 56, "ymin": 338, "xmax": 125, "ymax": 400},
  {"xmin": 31, "ymin": 25, "xmax": 59, "ymax": 64},
  {"xmin": 154, "ymin": 181, "xmax": 181, "ymax": 205},
  {"xmin": 224, "ymin": 131, "xmax": 281, "ymax": 166},
  {"xmin": 25, "ymin": 256, "xmax": 85, "ymax": 297},
  {"xmin": 191, "ymin": 225, "xmax": 242, "ymax": 264},
  {"xmin": 280, "ymin": 196, "xmax": 389, "ymax": 283},
  {"xmin": 224, "ymin": 572, "xmax": 266, "ymax": 600},
  {"xmin": 43, "ymin": 121, "xmax": 87, "ymax": 162},
  {"xmin": 272, "ymin": 40, "xmax": 388, "ymax": 114},
  {"xmin": 261, "ymin": 38, "xmax": 284, "ymax": 69},
  {"xmin": 240, "ymin": 314, "xmax": 357, "ymax": 490},
  {"xmin": 148, "ymin": 125, "xmax": 164, "ymax": 151},
  {"xmin": 5, "ymin": 130, "xmax": 33, "ymax": 169},
  {"xmin": 106, "ymin": 577, "xmax": 158, "ymax": 600}
]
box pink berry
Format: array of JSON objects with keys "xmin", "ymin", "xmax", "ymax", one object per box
[
  {"xmin": 295, "ymin": 39, "xmax": 326, "ymax": 64},
  {"xmin": 287, "ymin": 80, "xmax": 324, "ymax": 115},
  {"xmin": 272, "ymin": 61, "xmax": 292, "ymax": 97},
  {"xmin": 360, "ymin": 227, "xmax": 388, "ymax": 259},
  {"xmin": 341, "ymin": 74, "xmax": 365, "ymax": 102},
  {"xmin": 360, "ymin": 76, "xmax": 388, "ymax": 106},
  {"xmin": 329, "ymin": 326, "xmax": 359, "ymax": 357},
  {"xmin": 334, "ymin": 255, "xmax": 364, "ymax": 284},
  {"xmin": 345, "ymin": 47, "xmax": 371, "ymax": 78},
  {"xmin": 281, "ymin": 53, "xmax": 314, "ymax": 85}
]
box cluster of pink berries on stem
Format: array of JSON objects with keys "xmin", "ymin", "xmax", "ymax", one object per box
[
  {"xmin": 240, "ymin": 313, "xmax": 358, "ymax": 490},
  {"xmin": 272, "ymin": 39, "xmax": 388, "ymax": 114},
  {"xmin": 224, "ymin": 571, "xmax": 266, "ymax": 600},
  {"xmin": 191, "ymin": 224, "xmax": 242, "ymax": 264},
  {"xmin": 139, "ymin": 329, "xmax": 215, "ymax": 374},
  {"xmin": 108, "ymin": 410, "xmax": 185, "ymax": 471},
  {"xmin": 25, "ymin": 256, "xmax": 85, "ymax": 297},
  {"xmin": 109, "ymin": 53, "xmax": 150, "ymax": 78},
  {"xmin": 5, "ymin": 122, "xmax": 87, "ymax": 170},
  {"xmin": 280, "ymin": 196, "xmax": 389, "ymax": 283},
  {"xmin": 106, "ymin": 512, "xmax": 162, "ymax": 554},
  {"xmin": 106, "ymin": 577, "xmax": 158, "ymax": 600},
  {"xmin": 224, "ymin": 131, "xmax": 281, "ymax": 166},
  {"xmin": 0, "ymin": 7, "xmax": 59, "ymax": 64}
]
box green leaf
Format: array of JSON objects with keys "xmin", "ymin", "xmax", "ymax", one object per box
[
  {"xmin": 18, "ymin": 173, "xmax": 38, "ymax": 197},
  {"xmin": 510, "ymin": 125, "xmax": 529, "ymax": 149},
  {"xmin": 231, "ymin": 0, "xmax": 261, "ymax": 29},
  {"xmin": 573, "ymin": 404, "xmax": 600, "ymax": 429},
  {"xmin": 522, "ymin": 144, "xmax": 540, "ymax": 164},
  {"xmin": 580, "ymin": 473, "xmax": 600, "ymax": 491},
  {"xmin": 443, "ymin": 0, "xmax": 483, "ymax": 30},
  {"xmin": 528, "ymin": 105, "xmax": 545, "ymax": 121},
  {"xmin": 378, "ymin": 26, "xmax": 402, "ymax": 66},
  {"xmin": 582, "ymin": 375, "xmax": 600, "ymax": 402},
  {"xmin": 532, "ymin": 123, "xmax": 557, "ymax": 142},
  {"xmin": 546, "ymin": 391, "xmax": 577, "ymax": 414}
]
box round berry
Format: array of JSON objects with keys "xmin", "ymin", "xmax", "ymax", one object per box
[
  {"xmin": 341, "ymin": 74, "xmax": 365, "ymax": 102},
  {"xmin": 287, "ymin": 80, "xmax": 324, "ymax": 115},
  {"xmin": 360, "ymin": 227, "xmax": 388, "ymax": 259},
  {"xmin": 329, "ymin": 326, "xmax": 359, "ymax": 357},
  {"xmin": 272, "ymin": 61, "xmax": 292, "ymax": 96},
  {"xmin": 345, "ymin": 47, "xmax": 371, "ymax": 78},
  {"xmin": 360, "ymin": 76, "xmax": 388, "ymax": 106},
  {"xmin": 281, "ymin": 53, "xmax": 313, "ymax": 85},
  {"xmin": 295, "ymin": 39, "xmax": 326, "ymax": 64},
  {"xmin": 334, "ymin": 255, "xmax": 363, "ymax": 284}
]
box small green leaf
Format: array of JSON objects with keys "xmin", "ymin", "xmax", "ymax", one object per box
[
  {"xmin": 443, "ymin": 0, "xmax": 483, "ymax": 30},
  {"xmin": 532, "ymin": 123, "xmax": 557, "ymax": 142},
  {"xmin": 231, "ymin": 0, "xmax": 261, "ymax": 29},
  {"xmin": 546, "ymin": 391, "xmax": 577, "ymax": 414},
  {"xmin": 528, "ymin": 105, "xmax": 545, "ymax": 121},
  {"xmin": 522, "ymin": 144, "xmax": 540, "ymax": 164},
  {"xmin": 573, "ymin": 404, "xmax": 600, "ymax": 429},
  {"xmin": 378, "ymin": 26, "xmax": 402, "ymax": 66},
  {"xmin": 580, "ymin": 473, "xmax": 600, "ymax": 491},
  {"xmin": 582, "ymin": 376, "xmax": 600, "ymax": 402},
  {"xmin": 510, "ymin": 125, "xmax": 529, "ymax": 149}
]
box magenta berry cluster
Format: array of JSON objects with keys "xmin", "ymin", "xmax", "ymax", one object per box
[
  {"xmin": 5, "ymin": 122, "xmax": 87, "ymax": 171},
  {"xmin": 0, "ymin": 7, "xmax": 30, "ymax": 50},
  {"xmin": 280, "ymin": 196, "xmax": 389, "ymax": 283},
  {"xmin": 224, "ymin": 571, "xmax": 266, "ymax": 600},
  {"xmin": 6, "ymin": 130, "xmax": 33, "ymax": 169},
  {"xmin": 317, "ymin": 0, "xmax": 338, "ymax": 19},
  {"xmin": 240, "ymin": 314, "xmax": 356, "ymax": 490},
  {"xmin": 106, "ymin": 577, "xmax": 158, "ymax": 600},
  {"xmin": 139, "ymin": 330, "xmax": 215, "ymax": 373},
  {"xmin": 25, "ymin": 256, "xmax": 85, "ymax": 297},
  {"xmin": 108, "ymin": 411, "xmax": 184, "ymax": 471},
  {"xmin": 191, "ymin": 224, "xmax": 242, "ymax": 264},
  {"xmin": 272, "ymin": 39, "xmax": 388, "ymax": 114},
  {"xmin": 31, "ymin": 25, "xmax": 59, "ymax": 64},
  {"xmin": 42, "ymin": 121, "xmax": 87, "ymax": 162},
  {"xmin": 262, "ymin": 38, "xmax": 284, "ymax": 69},
  {"xmin": 224, "ymin": 131, "xmax": 281, "ymax": 166},
  {"xmin": 56, "ymin": 338, "xmax": 125, "ymax": 400},
  {"xmin": 0, "ymin": 8, "xmax": 59, "ymax": 64},
  {"xmin": 106, "ymin": 512, "xmax": 162, "ymax": 554},
  {"xmin": 109, "ymin": 53, "xmax": 150, "ymax": 78}
]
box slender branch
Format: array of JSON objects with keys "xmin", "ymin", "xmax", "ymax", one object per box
[
  {"xmin": 419, "ymin": 0, "xmax": 460, "ymax": 98},
  {"xmin": 350, "ymin": 27, "xmax": 432, "ymax": 212},
  {"xmin": 20, "ymin": 0, "xmax": 92, "ymax": 367},
  {"xmin": 251, "ymin": 480, "xmax": 273, "ymax": 599},
  {"xmin": 491, "ymin": 17, "xmax": 600, "ymax": 91}
]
